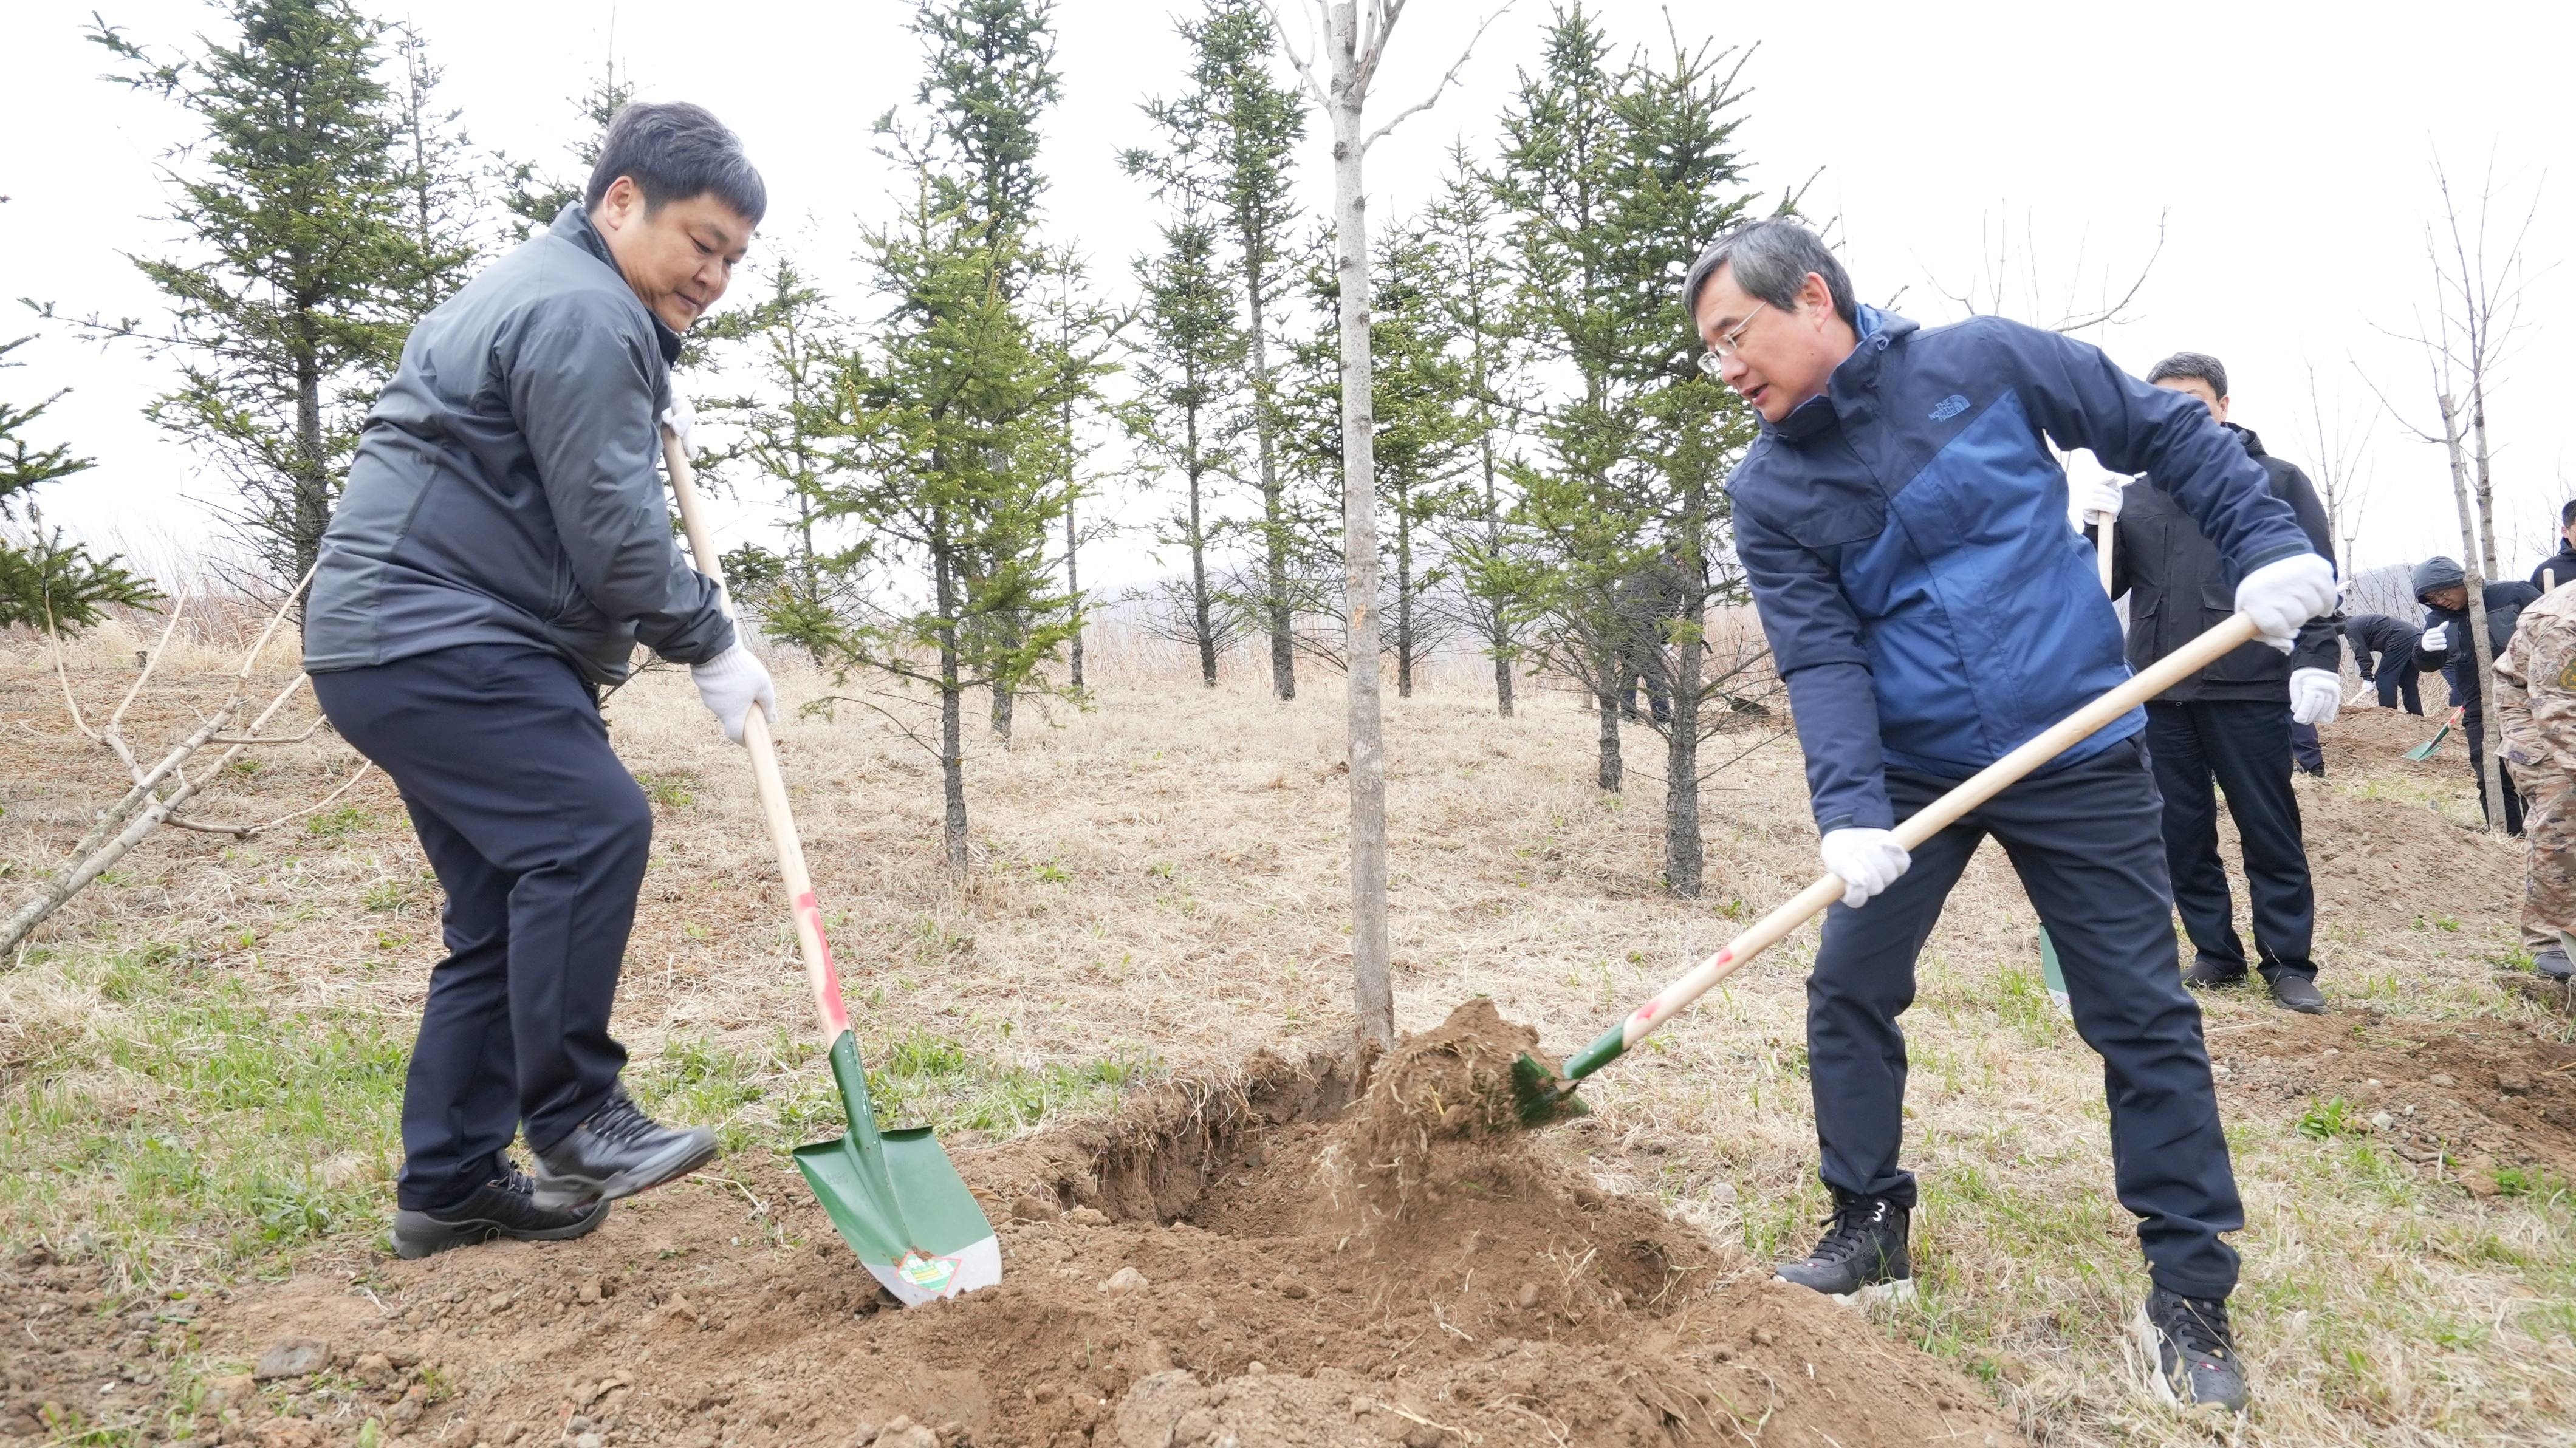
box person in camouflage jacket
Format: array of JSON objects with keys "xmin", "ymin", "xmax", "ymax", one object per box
[{"xmin": 2495, "ymin": 585, "xmax": 2576, "ymax": 982}]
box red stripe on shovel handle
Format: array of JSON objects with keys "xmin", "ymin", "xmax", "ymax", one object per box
[{"xmin": 797, "ymin": 890, "xmax": 850, "ymax": 1037}]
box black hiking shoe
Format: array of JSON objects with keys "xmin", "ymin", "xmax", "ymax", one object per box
[
  {"xmin": 2534, "ymin": 946, "xmax": 2574, "ymax": 982},
  {"xmin": 391, "ymin": 1164, "xmax": 610, "ymax": 1260},
  {"xmin": 2267, "ymin": 973, "xmax": 2328, "ymax": 1014},
  {"xmin": 2134, "ymin": 1286, "xmax": 2251, "ymax": 1413},
  {"xmin": 2185, "ymin": 956, "xmax": 2247, "ymax": 989},
  {"xmin": 532, "ymin": 1087, "xmax": 719, "ymax": 1210},
  {"xmin": 1773, "ymin": 1192, "xmax": 1913, "ymax": 1305}
]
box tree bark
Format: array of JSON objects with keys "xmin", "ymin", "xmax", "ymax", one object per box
[
  {"xmin": 1664, "ymin": 549, "xmax": 1708, "ymax": 897},
  {"xmin": 1244, "ymin": 218, "xmax": 1296, "ymax": 702},
  {"xmin": 2470, "ymin": 380, "xmax": 2498, "ymax": 582},
  {"xmin": 1187, "ymin": 401, "xmax": 1219, "ymax": 687},
  {"xmin": 935, "ymin": 538, "xmax": 970, "ymax": 874},
  {"xmin": 293, "ymin": 304, "xmax": 327, "ymax": 584},
  {"xmin": 1595, "ymin": 681, "xmax": 1622, "ymax": 793},
  {"xmin": 1065, "ymin": 497, "xmax": 1084, "ymax": 690},
  {"xmin": 2441, "ymin": 393, "xmax": 2507, "ymax": 833},
  {"xmin": 1394, "ymin": 484, "xmax": 1414, "ymax": 698},
  {"xmin": 1325, "ymin": 1, "xmax": 1392, "ymax": 1050}
]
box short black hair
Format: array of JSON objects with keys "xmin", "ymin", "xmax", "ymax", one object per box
[
  {"xmin": 1679, "ymin": 219, "xmax": 1858, "ymax": 329},
  {"xmin": 2559, "ymin": 498, "xmax": 2576, "ymax": 529},
  {"xmin": 2146, "ymin": 351, "xmax": 2228, "ymax": 400},
  {"xmin": 585, "ymin": 101, "xmax": 767, "ymax": 225}
]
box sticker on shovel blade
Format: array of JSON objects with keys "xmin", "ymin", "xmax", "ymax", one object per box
[{"xmin": 897, "ymin": 1250, "xmax": 964, "ymax": 1297}]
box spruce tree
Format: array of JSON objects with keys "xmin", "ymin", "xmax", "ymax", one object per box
[
  {"xmin": 1423, "ymin": 145, "xmax": 1529, "ymax": 716},
  {"xmin": 0, "ymin": 336, "xmax": 156, "ymax": 632},
  {"xmin": 497, "ymin": 59, "xmax": 634, "ymax": 239},
  {"xmin": 1120, "ymin": 210, "xmax": 1247, "ymax": 686},
  {"xmin": 388, "ymin": 23, "xmax": 479, "ymax": 316},
  {"xmin": 86, "ymin": 1, "xmax": 431, "ymax": 586},
  {"xmin": 1125, "ymin": 0, "xmax": 1307, "ymax": 700}
]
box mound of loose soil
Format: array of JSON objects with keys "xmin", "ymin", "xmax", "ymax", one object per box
[
  {"xmin": 2216, "ymin": 1008, "xmax": 2576, "ymax": 1186},
  {"xmin": 4, "ymin": 1027, "xmax": 2024, "ymax": 1448}
]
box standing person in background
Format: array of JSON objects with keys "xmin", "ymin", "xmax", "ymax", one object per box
[
  {"xmin": 2344, "ymin": 612, "xmax": 2423, "ymax": 714},
  {"xmin": 2528, "ymin": 501, "xmax": 2576, "ymax": 592},
  {"xmin": 2087, "ymin": 351, "xmax": 2338, "ymax": 1014},
  {"xmin": 2414, "ymin": 556, "xmax": 2540, "ymax": 836},
  {"xmin": 2495, "ymin": 582, "xmax": 2576, "ymax": 983}
]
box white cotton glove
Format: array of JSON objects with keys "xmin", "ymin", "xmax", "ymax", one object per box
[
  {"xmin": 2421, "ymin": 626, "xmax": 2449, "ymax": 653},
  {"xmin": 1820, "ymin": 828, "xmax": 1911, "ymax": 909},
  {"xmin": 2233, "ymin": 553, "xmax": 2337, "ymax": 654},
  {"xmin": 661, "ymin": 393, "xmax": 696, "ymax": 451},
  {"xmin": 2289, "ymin": 667, "xmax": 2341, "ymax": 726},
  {"xmin": 690, "ymin": 644, "xmax": 777, "ymax": 745},
  {"xmin": 2080, "ymin": 477, "xmax": 2127, "ymax": 522}
]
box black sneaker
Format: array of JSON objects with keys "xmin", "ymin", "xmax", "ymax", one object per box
[
  {"xmin": 1773, "ymin": 1191, "xmax": 1913, "ymax": 1305},
  {"xmin": 391, "ymin": 1164, "xmax": 610, "ymax": 1260},
  {"xmin": 2185, "ymin": 956, "xmax": 2247, "ymax": 989},
  {"xmin": 2134, "ymin": 1287, "xmax": 2250, "ymax": 1413},
  {"xmin": 2534, "ymin": 946, "xmax": 2574, "ymax": 982},
  {"xmin": 2267, "ymin": 973, "xmax": 2327, "ymax": 1014},
  {"xmin": 532, "ymin": 1087, "xmax": 719, "ymax": 1209}
]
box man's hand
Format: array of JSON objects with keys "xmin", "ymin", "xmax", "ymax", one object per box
[
  {"xmin": 691, "ymin": 644, "xmax": 776, "ymax": 745},
  {"xmin": 2234, "ymin": 553, "xmax": 2337, "ymax": 654},
  {"xmin": 1820, "ymin": 828, "xmax": 1911, "ymax": 909},
  {"xmin": 2080, "ymin": 477, "xmax": 2126, "ymax": 521},
  {"xmin": 2422, "ymin": 626, "xmax": 2449, "ymax": 654},
  {"xmin": 662, "ymin": 394, "xmax": 697, "ymax": 452},
  {"xmin": 2289, "ymin": 667, "xmax": 2341, "ymax": 726}
]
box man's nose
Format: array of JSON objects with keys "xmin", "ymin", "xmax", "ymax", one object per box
[{"xmin": 1718, "ymin": 350, "xmax": 1749, "ymax": 384}]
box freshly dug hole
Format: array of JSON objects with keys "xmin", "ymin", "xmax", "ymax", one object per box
[{"xmin": 129, "ymin": 1034, "xmax": 2023, "ymax": 1448}]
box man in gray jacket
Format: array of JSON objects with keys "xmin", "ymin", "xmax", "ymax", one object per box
[{"xmin": 304, "ymin": 103, "xmax": 776, "ymax": 1258}]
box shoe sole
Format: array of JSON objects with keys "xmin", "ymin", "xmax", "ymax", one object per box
[
  {"xmin": 1772, "ymin": 1271, "xmax": 1917, "ymax": 1308},
  {"xmin": 533, "ymin": 1129, "xmax": 719, "ymax": 1211},
  {"xmin": 390, "ymin": 1197, "xmax": 613, "ymax": 1260},
  {"xmin": 2130, "ymin": 1305, "xmax": 2249, "ymax": 1414}
]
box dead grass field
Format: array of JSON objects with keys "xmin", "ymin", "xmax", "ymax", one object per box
[{"xmin": 4, "ymin": 619, "xmax": 2574, "ymax": 1447}]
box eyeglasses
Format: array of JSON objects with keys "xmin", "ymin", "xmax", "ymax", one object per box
[{"xmin": 1694, "ymin": 299, "xmax": 1768, "ymax": 375}]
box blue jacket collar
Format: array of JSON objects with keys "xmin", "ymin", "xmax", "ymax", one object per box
[
  {"xmin": 552, "ymin": 202, "xmax": 683, "ymax": 366},
  {"xmin": 1769, "ymin": 304, "xmax": 1917, "ymax": 444}
]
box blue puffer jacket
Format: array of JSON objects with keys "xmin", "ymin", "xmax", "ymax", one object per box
[{"xmin": 1728, "ymin": 307, "xmax": 2317, "ymax": 833}]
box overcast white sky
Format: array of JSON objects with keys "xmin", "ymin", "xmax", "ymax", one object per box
[{"xmin": 7, "ymin": 0, "xmax": 2570, "ymax": 593}]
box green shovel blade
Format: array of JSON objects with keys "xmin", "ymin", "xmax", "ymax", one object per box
[
  {"xmin": 792, "ymin": 1030, "xmax": 999, "ymax": 1308},
  {"xmin": 2034, "ymin": 927, "xmax": 2075, "ymax": 1019},
  {"xmin": 2403, "ymin": 722, "xmax": 2451, "ymax": 761}
]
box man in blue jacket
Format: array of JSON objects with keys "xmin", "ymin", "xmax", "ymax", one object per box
[
  {"xmin": 304, "ymin": 104, "xmax": 777, "ymax": 1259},
  {"xmin": 1687, "ymin": 220, "xmax": 2335, "ymax": 1415}
]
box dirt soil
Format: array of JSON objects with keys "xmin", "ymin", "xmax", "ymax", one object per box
[{"xmin": 3, "ymin": 1014, "xmax": 2022, "ymax": 1448}]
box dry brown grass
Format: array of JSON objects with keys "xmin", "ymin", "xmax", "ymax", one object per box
[{"xmin": 3, "ymin": 623, "xmax": 2572, "ymax": 1445}]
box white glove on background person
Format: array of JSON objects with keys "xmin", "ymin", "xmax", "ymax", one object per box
[
  {"xmin": 2081, "ymin": 477, "xmax": 2127, "ymax": 522},
  {"xmin": 661, "ymin": 393, "xmax": 697, "ymax": 451},
  {"xmin": 2289, "ymin": 667, "xmax": 2341, "ymax": 726},
  {"xmin": 2421, "ymin": 626, "xmax": 2449, "ymax": 653},
  {"xmin": 691, "ymin": 644, "xmax": 776, "ymax": 745},
  {"xmin": 1820, "ymin": 828, "xmax": 1911, "ymax": 909},
  {"xmin": 2233, "ymin": 553, "xmax": 2337, "ymax": 654}
]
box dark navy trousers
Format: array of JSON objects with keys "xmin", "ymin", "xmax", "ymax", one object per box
[
  {"xmin": 2373, "ymin": 667, "xmax": 2422, "ymax": 714},
  {"xmin": 1808, "ymin": 736, "xmax": 2243, "ymax": 1300},
  {"xmin": 311, "ymin": 644, "xmax": 653, "ymax": 1209},
  {"xmin": 2146, "ymin": 701, "xmax": 2316, "ymax": 983}
]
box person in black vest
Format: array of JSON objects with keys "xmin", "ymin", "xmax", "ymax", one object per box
[
  {"xmin": 2414, "ymin": 556, "xmax": 2540, "ymax": 836},
  {"xmin": 2529, "ymin": 501, "xmax": 2576, "ymax": 592},
  {"xmin": 2344, "ymin": 613, "xmax": 2422, "ymax": 714},
  {"xmin": 2087, "ymin": 351, "xmax": 2337, "ymax": 1014}
]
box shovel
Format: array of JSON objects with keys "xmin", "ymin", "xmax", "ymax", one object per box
[
  {"xmin": 2405, "ymin": 706, "xmax": 2462, "ymax": 762},
  {"xmin": 661, "ymin": 428, "xmax": 1000, "ymax": 1306},
  {"xmin": 1512, "ymin": 612, "xmax": 2265, "ymax": 1125}
]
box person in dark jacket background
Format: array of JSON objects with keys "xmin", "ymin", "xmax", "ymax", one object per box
[
  {"xmin": 2414, "ymin": 556, "xmax": 2540, "ymax": 836},
  {"xmin": 2086, "ymin": 352, "xmax": 2337, "ymax": 1014},
  {"xmin": 2528, "ymin": 500, "xmax": 2576, "ymax": 592},
  {"xmin": 1692, "ymin": 219, "xmax": 2334, "ymax": 1413},
  {"xmin": 303, "ymin": 104, "xmax": 776, "ymax": 1260},
  {"xmin": 2344, "ymin": 612, "xmax": 2422, "ymax": 714}
]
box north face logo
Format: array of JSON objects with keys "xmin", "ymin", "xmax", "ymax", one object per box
[{"xmin": 1929, "ymin": 394, "xmax": 1970, "ymax": 422}]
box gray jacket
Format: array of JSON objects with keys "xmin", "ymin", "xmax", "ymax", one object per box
[{"xmin": 303, "ymin": 204, "xmax": 732, "ymax": 685}]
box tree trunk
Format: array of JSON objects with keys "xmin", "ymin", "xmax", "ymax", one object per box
[
  {"xmin": 293, "ymin": 307, "xmax": 328, "ymax": 583},
  {"xmin": 1664, "ymin": 554, "xmax": 1708, "ymax": 898},
  {"xmin": 1479, "ymin": 426, "xmax": 1512, "ymax": 717},
  {"xmin": 1065, "ymin": 496, "xmax": 1084, "ymax": 690},
  {"xmin": 1394, "ymin": 487, "xmax": 1414, "ymax": 699},
  {"xmin": 934, "ymin": 541, "xmax": 970, "ymax": 875},
  {"xmin": 2441, "ymin": 393, "xmax": 2506, "ymax": 833},
  {"xmin": 1190, "ymin": 463, "xmax": 1218, "ymax": 687},
  {"xmin": 1595, "ymin": 681, "xmax": 1622, "ymax": 793},
  {"xmin": 2470, "ymin": 380, "xmax": 2498, "ymax": 582},
  {"xmin": 1326, "ymin": 2, "xmax": 1393, "ymax": 1050},
  {"xmin": 1244, "ymin": 224, "xmax": 1295, "ymax": 702}
]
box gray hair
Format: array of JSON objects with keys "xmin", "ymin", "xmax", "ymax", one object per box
[
  {"xmin": 2145, "ymin": 351, "xmax": 2228, "ymax": 400},
  {"xmin": 1679, "ymin": 219, "xmax": 1857, "ymax": 327}
]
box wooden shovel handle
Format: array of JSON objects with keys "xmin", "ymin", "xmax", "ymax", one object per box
[
  {"xmin": 1568, "ymin": 612, "xmax": 2258, "ymax": 1076},
  {"xmin": 660, "ymin": 428, "xmax": 851, "ymax": 1041}
]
